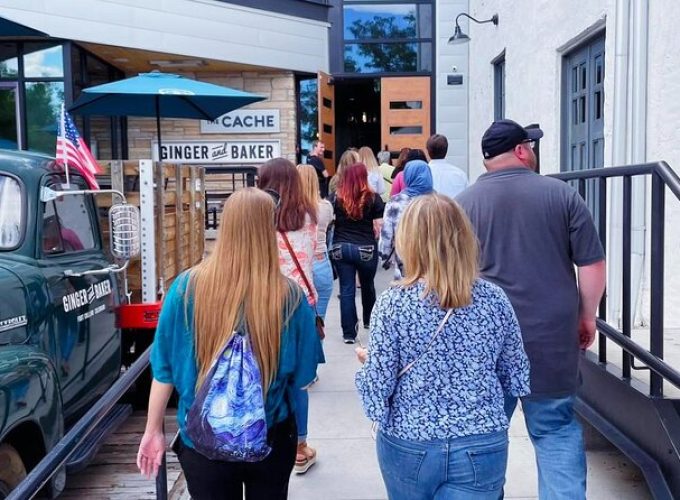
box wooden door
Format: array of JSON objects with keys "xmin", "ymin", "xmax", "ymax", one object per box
[
  {"xmin": 317, "ymin": 71, "xmax": 336, "ymax": 174},
  {"xmin": 380, "ymin": 77, "xmax": 430, "ymax": 153}
]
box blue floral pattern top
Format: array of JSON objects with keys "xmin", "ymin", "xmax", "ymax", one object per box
[{"xmin": 355, "ymin": 279, "xmax": 530, "ymax": 441}]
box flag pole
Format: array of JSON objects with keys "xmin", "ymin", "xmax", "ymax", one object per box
[{"xmin": 60, "ymin": 104, "xmax": 71, "ymax": 187}]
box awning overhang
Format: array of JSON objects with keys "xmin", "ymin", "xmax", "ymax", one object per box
[{"xmin": 0, "ymin": 16, "xmax": 49, "ymax": 37}]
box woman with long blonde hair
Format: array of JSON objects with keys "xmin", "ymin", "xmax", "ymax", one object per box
[
  {"xmin": 329, "ymin": 148, "xmax": 360, "ymax": 194},
  {"xmin": 356, "ymin": 194, "xmax": 530, "ymax": 499},
  {"xmin": 297, "ymin": 164, "xmax": 334, "ymax": 320},
  {"xmin": 137, "ymin": 188, "xmax": 320, "ymax": 499},
  {"xmin": 358, "ymin": 145, "xmax": 385, "ymax": 197}
]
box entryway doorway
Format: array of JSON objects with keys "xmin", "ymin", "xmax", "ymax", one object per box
[{"xmin": 317, "ymin": 74, "xmax": 431, "ymax": 174}]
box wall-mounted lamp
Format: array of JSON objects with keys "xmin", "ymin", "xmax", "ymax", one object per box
[{"xmin": 448, "ymin": 13, "xmax": 499, "ymax": 45}]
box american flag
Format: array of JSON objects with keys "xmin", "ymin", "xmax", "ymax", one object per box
[{"xmin": 55, "ymin": 105, "xmax": 101, "ymax": 189}]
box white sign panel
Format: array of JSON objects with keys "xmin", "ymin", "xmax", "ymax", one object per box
[
  {"xmin": 152, "ymin": 140, "xmax": 281, "ymax": 164},
  {"xmin": 200, "ymin": 109, "xmax": 280, "ymax": 134}
]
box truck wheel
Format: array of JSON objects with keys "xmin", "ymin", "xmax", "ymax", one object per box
[{"xmin": 0, "ymin": 443, "xmax": 27, "ymax": 499}]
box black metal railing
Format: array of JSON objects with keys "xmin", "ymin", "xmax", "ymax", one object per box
[
  {"xmin": 204, "ymin": 166, "xmax": 258, "ymax": 231},
  {"xmin": 7, "ymin": 347, "xmax": 167, "ymax": 500},
  {"xmin": 550, "ymin": 161, "xmax": 680, "ymax": 397}
]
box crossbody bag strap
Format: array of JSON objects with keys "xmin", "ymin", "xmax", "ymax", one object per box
[
  {"xmin": 397, "ymin": 308, "xmax": 453, "ymax": 378},
  {"xmin": 279, "ymin": 231, "xmax": 316, "ymax": 307}
]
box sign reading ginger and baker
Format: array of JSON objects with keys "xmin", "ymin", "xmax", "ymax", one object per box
[
  {"xmin": 152, "ymin": 140, "xmax": 281, "ymax": 164},
  {"xmin": 200, "ymin": 109, "xmax": 280, "ymax": 134}
]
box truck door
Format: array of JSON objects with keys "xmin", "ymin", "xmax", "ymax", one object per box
[{"xmin": 38, "ymin": 177, "xmax": 120, "ymax": 419}]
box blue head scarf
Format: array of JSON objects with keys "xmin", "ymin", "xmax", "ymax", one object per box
[{"xmin": 403, "ymin": 160, "xmax": 433, "ymax": 197}]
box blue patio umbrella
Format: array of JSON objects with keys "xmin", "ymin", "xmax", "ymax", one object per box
[{"xmin": 69, "ymin": 71, "xmax": 265, "ymax": 160}]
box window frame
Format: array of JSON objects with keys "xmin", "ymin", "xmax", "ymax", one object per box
[
  {"xmin": 340, "ymin": 0, "xmax": 435, "ymax": 76},
  {"xmin": 0, "ymin": 172, "xmax": 26, "ymax": 252},
  {"xmin": 491, "ymin": 50, "xmax": 505, "ymax": 121},
  {"xmin": 39, "ymin": 175, "xmax": 101, "ymax": 259}
]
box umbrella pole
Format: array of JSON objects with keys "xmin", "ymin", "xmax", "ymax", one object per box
[{"xmin": 156, "ymin": 95, "xmax": 162, "ymax": 163}]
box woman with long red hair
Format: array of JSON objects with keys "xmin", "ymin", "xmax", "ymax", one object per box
[{"xmin": 329, "ymin": 162, "xmax": 385, "ymax": 343}]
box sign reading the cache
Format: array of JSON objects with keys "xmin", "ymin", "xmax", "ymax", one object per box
[
  {"xmin": 152, "ymin": 140, "xmax": 281, "ymax": 164},
  {"xmin": 200, "ymin": 109, "xmax": 280, "ymax": 134}
]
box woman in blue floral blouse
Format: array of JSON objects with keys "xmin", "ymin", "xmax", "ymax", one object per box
[{"xmin": 356, "ymin": 194, "xmax": 530, "ymax": 500}]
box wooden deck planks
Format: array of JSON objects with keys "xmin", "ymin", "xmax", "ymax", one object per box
[{"xmin": 61, "ymin": 410, "xmax": 184, "ymax": 500}]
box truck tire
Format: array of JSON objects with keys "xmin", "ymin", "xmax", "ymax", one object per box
[{"xmin": 0, "ymin": 443, "xmax": 27, "ymax": 499}]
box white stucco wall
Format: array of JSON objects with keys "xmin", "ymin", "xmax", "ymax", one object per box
[
  {"xmin": 639, "ymin": 0, "xmax": 680, "ymax": 329},
  {"xmin": 467, "ymin": 0, "xmax": 680, "ymax": 328},
  {"xmin": 467, "ymin": 0, "xmax": 613, "ymax": 178},
  {"xmin": 435, "ymin": 0, "xmax": 469, "ymax": 172},
  {"xmin": 0, "ymin": 0, "xmax": 329, "ymax": 73}
]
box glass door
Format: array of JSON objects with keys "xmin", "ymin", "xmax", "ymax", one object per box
[{"xmin": 0, "ymin": 83, "xmax": 21, "ymax": 150}]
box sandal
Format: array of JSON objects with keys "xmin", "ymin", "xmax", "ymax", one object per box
[{"xmin": 294, "ymin": 442, "xmax": 317, "ymax": 474}]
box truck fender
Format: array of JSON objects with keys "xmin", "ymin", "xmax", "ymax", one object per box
[{"xmin": 0, "ymin": 346, "xmax": 64, "ymax": 477}]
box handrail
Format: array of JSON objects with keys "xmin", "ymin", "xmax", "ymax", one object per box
[
  {"xmin": 551, "ymin": 161, "xmax": 680, "ymax": 198},
  {"xmin": 7, "ymin": 347, "xmax": 166, "ymax": 500},
  {"xmin": 596, "ymin": 319, "xmax": 680, "ymax": 392},
  {"xmin": 549, "ymin": 160, "xmax": 680, "ymax": 398}
]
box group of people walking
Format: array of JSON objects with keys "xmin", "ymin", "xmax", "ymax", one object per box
[{"xmin": 137, "ymin": 119, "xmax": 606, "ymax": 500}]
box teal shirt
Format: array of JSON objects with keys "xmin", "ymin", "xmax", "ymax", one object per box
[{"xmin": 150, "ymin": 272, "xmax": 321, "ymax": 448}]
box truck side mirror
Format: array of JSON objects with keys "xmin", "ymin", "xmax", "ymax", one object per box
[{"xmin": 109, "ymin": 203, "xmax": 140, "ymax": 260}]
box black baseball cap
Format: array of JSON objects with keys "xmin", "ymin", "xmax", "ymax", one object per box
[{"xmin": 481, "ymin": 119, "xmax": 544, "ymax": 159}]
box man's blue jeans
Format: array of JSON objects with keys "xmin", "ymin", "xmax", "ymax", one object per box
[
  {"xmin": 504, "ymin": 395, "xmax": 586, "ymax": 499},
  {"xmin": 329, "ymin": 242, "xmax": 378, "ymax": 339},
  {"xmin": 377, "ymin": 429, "xmax": 508, "ymax": 500}
]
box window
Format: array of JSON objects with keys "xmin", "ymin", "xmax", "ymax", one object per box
[
  {"xmin": 42, "ymin": 194, "xmax": 96, "ymax": 255},
  {"xmin": 25, "ymin": 81, "xmax": 64, "ymax": 155},
  {"xmin": 0, "ymin": 176, "xmax": 23, "ymax": 249},
  {"xmin": 343, "ymin": 1, "xmax": 433, "ymax": 74},
  {"xmin": 493, "ymin": 53, "xmax": 505, "ymax": 120},
  {"xmin": 563, "ymin": 34, "xmax": 605, "ymax": 217},
  {"xmin": 297, "ymin": 77, "xmax": 319, "ymax": 164}
]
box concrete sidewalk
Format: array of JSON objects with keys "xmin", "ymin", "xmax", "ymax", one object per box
[{"xmin": 289, "ymin": 268, "xmax": 652, "ymax": 500}]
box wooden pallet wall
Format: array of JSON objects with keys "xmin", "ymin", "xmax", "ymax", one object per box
[{"xmin": 98, "ymin": 161, "xmax": 205, "ymax": 302}]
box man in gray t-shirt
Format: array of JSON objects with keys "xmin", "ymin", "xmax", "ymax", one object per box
[{"xmin": 456, "ymin": 119, "xmax": 605, "ymax": 500}]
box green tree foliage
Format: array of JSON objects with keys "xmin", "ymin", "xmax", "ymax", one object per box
[
  {"xmin": 25, "ymin": 83, "xmax": 64, "ymax": 155},
  {"xmin": 344, "ymin": 14, "xmax": 417, "ymax": 72}
]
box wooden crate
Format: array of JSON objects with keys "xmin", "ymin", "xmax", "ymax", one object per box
[{"xmin": 98, "ymin": 161, "xmax": 205, "ymax": 302}]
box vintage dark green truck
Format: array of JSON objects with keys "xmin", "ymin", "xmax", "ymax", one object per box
[{"xmin": 0, "ymin": 149, "xmax": 143, "ymax": 498}]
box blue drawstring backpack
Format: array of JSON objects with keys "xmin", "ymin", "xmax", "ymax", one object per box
[{"xmin": 185, "ymin": 330, "xmax": 271, "ymax": 462}]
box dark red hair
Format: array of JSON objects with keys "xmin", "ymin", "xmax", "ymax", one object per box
[
  {"xmin": 337, "ymin": 162, "xmax": 373, "ymax": 220},
  {"xmin": 258, "ymin": 158, "xmax": 317, "ymax": 231}
]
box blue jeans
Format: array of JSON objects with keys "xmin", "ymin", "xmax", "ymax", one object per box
[
  {"xmin": 377, "ymin": 430, "xmax": 508, "ymax": 500},
  {"xmin": 312, "ymin": 253, "xmax": 333, "ymax": 320},
  {"xmin": 329, "ymin": 242, "xmax": 378, "ymax": 339},
  {"xmin": 505, "ymin": 395, "xmax": 586, "ymax": 499}
]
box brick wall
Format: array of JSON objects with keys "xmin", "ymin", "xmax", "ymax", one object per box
[{"xmin": 126, "ymin": 71, "xmax": 297, "ymax": 164}]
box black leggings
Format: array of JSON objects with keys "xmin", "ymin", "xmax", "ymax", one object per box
[{"xmin": 177, "ymin": 417, "xmax": 297, "ymax": 500}]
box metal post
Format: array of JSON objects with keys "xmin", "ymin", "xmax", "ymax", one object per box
[
  {"xmin": 622, "ymin": 175, "xmax": 632, "ymax": 379},
  {"xmin": 139, "ymin": 160, "xmax": 157, "ymax": 304},
  {"xmin": 598, "ymin": 177, "xmax": 608, "ymax": 363},
  {"xmin": 155, "ymin": 422, "xmax": 168, "ymax": 500},
  {"xmin": 650, "ymin": 172, "xmax": 665, "ymax": 397}
]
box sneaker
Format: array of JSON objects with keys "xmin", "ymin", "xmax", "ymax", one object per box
[
  {"xmin": 343, "ymin": 337, "xmax": 356, "ymax": 344},
  {"xmin": 295, "ymin": 443, "xmax": 317, "ymax": 474}
]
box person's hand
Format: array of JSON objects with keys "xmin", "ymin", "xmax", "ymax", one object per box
[
  {"xmin": 137, "ymin": 429, "xmax": 166, "ymax": 479},
  {"xmin": 355, "ymin": 347, "xmax": 368, "ymax": 364},
  {"xmin": 322, "ymin": 170, "xmax": 330, "ymax": 178},
  {"xmin": 578, "ymin": 315, "xmax": 597, "ymax": 350}
]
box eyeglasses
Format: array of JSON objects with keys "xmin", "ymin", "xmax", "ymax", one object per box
[{"xmin": 521, "ymin": 139, "xmax": 535, "ymax": 148}]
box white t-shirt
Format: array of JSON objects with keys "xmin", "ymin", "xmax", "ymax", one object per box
[{"xmin": 429, "ymin": 159, "xmax": 468, "ymax": 199}]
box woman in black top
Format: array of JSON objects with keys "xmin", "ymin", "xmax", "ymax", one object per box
[{"xmin": 329, "ymin": 162, "xmax": 385, "ymax": 343}]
